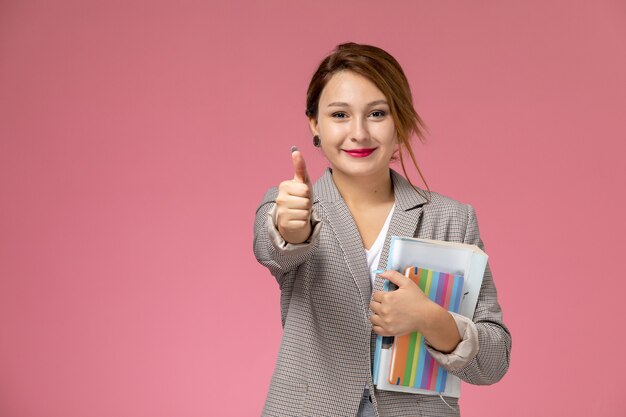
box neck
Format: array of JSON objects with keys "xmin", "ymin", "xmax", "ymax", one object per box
[{"xmin": 331, "ymin": 168, "xmax": 394, "ymax": 209}]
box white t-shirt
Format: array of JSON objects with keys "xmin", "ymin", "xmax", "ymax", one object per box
[{"xmin": 364, "ymin": 205, "xmax": 395, "ymax": 285}]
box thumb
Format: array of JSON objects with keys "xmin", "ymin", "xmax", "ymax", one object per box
[
  {"xmin": 380, "ymin": 270, "xmax": 411, "ymax": 289},
  {"xmin": 291, "ymin": 147, "xmax": 311, "ymax": 185}
]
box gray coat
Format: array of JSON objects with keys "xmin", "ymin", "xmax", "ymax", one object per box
[{"xmin": 253, "ymin": 168, "xmax": 511, "ymax": 417}]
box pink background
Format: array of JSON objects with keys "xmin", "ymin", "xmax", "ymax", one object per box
[{"xmin": 1, "ymin": 1, "xmax": 625, "ymax": 416}]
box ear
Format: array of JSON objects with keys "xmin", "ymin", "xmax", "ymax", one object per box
[{"xmin": 308, "ymin": 117, "xmax": 319, "ymax": 136}]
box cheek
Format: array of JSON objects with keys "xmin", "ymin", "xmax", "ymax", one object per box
[
  {"xmin": 376, "ymin": 123, "xmax": 397, "ymax": 144},
  {"xmin": 319, "ymin": 123, "xmax": 347, "ymax": 143}
]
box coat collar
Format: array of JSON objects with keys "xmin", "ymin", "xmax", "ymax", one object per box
[
  {"xmin": 313, "ymin": 168, "xmax": 429, "ymax": 212},
  {"xmin": 312, "ymin": 168, "xmax": 429, "ymax": 308}
]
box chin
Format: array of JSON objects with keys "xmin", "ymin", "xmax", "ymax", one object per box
[{"xmin": 334, "ymin": 164, "xmax": 389, "ymax": 178}]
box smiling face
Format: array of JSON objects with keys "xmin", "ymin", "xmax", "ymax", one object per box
[{"xmin": 309, "ymin": 70, "xmax": 397, "ymax": 181}]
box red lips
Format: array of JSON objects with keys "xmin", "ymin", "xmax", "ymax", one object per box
[{"xmin": 344, "ymin": 148, "xmax": 376, "ymax": 158}]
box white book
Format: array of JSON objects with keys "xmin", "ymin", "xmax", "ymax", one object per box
[{"xmin": 372, "ymin": 237, "xmax": 488, "ymax": 398}]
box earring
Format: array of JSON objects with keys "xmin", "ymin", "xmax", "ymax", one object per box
[{"xmin": 313, "ymin": 135, "xmax": 321, "ymax": 147}]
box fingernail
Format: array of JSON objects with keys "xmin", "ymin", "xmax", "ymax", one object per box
[
  {"xmin": 374, "ymin": 269, "xmax": 385, "ymax": 275},
  {"xmin": 291, "ymin": 146, "xmax": 299, "ymax": 153}
]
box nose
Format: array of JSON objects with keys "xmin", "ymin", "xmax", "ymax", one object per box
[{"xmin": 350, "ymin": 116, "xmax": 370, "ymax": 142}]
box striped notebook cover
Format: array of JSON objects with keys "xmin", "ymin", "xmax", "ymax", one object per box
[{"xmin": 388, "ymin": 266, "xmax": 464, "ymax": 393}]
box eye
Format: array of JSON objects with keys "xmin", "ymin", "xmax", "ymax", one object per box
[
  {"xmin": 331, "ymin": 112, "xmax": 348, "ymax": 119},
  {"xmin": 370, "ymin": 110, "xmax": 387, "ymax": 118}
]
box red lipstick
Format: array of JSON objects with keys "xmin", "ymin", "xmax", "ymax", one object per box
[{"xmin": 344, "ymin": 148, "xmax": 376, "ymax": 158}]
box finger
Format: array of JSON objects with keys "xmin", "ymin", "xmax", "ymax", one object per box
[
  {"xmin": 371, "ymin": 325, "xmax": 390, "ymax": 336},
  {"xmin": 370, "ymin": 313, "xmax": 382, "ymax": 327},
  {"xmin": 380, "ymin": 270, "xmax": 411, "ymax": 288},
  {"xmin": 372, "ymin": 291, "xmax": 386, "ymax": 303},
  {"xmin": 281, "ymin": 219, "xmax": 311, "ymax": 229},
  {"xmin": 281, "ymin": 208, "xmax": 313, "ymax": 222},
  {"xmin": 291, "ymin": 148, "xmax": 311, "ymax": 185},
  {"xmin": 277, "ymin": 196, "xmax": 311, "ymax": 211},
  {"xmin": 370, "ymin": 317, "xmax": 391, "ymax": 336},
  {"xmin": 290, "ymin": 199, "xmax": 313, "ymax": 211},
  {"xmin": 279, "ymin": 181, "xmax": 311, "ymax": 198},
  {"xmin": 369, "ymin": 300, "xmax": 381, "ymax": 314}
]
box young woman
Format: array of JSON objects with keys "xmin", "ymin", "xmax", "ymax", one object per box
[{"xmin": 253, "ymin": 43, "xmax": 511, "ymax": 417}]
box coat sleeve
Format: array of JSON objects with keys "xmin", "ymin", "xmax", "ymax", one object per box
[
  {"xmin": 444, "ymin": 204, "xmax": 512, "ymax": 385},
  {"xmin": 252, "ymin": 187, "xmax": 322, "ymax": 288}
]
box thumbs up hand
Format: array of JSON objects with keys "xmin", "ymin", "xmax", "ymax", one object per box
[{"xmin": 276, "ymin": 147, "xmax": 313, "ymax": 244}]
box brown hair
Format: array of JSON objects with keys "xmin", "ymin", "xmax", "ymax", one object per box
[{"xmin": 306, "ymin": 42, "xmax": 430, "ymax": 197}]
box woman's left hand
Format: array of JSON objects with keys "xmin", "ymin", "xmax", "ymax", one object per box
[{"xmin": 369, "ymin": 270, "xmax": 437, "ymax": 337}]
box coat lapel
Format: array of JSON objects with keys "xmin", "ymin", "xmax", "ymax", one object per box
[
  {"xmin": 314, "ymin": 169, "xmax": 372, "ymax": 307},
  {"xmin": 372, "ymin": 170, "xmax": 429, "ymax": 293}
]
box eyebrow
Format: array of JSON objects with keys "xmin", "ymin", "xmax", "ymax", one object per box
[{"xmin": 327, "ymin": 100, "xmax": 388, "ymax": 108}]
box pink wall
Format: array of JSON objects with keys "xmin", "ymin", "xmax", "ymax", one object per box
[{"xmin": 1, "ymin": 1, "xmax": 625, "ymax": 416}]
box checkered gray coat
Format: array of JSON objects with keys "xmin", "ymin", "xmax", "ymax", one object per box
[{"xmin": 253, "ymin": 169, "xmax": 511, "ymax": 417}]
